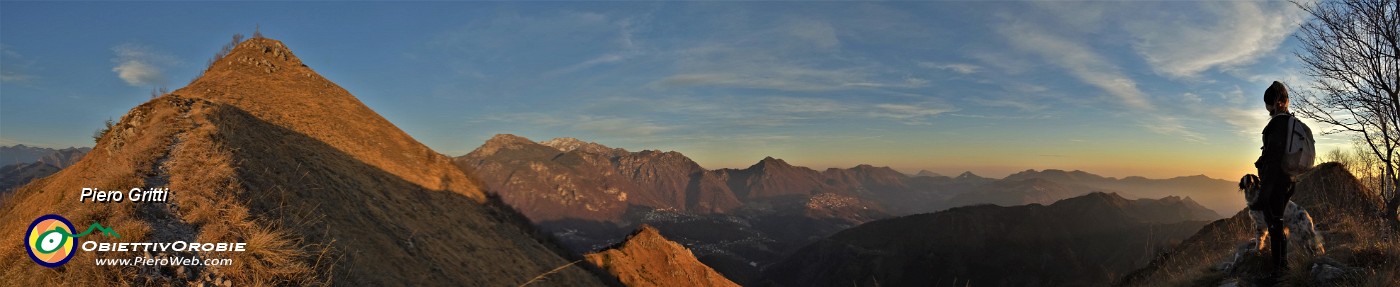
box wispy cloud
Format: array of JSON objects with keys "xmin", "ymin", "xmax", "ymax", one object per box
[
  {"xmin": 919, "ymin": 62, "xmax": 981, "ymax": 75},
  {"xmin": 544, "ymin": 15, "xmax": 647, "ymax": 77},
  {"xmin": 999, "ymin": 21, "xmax": 1154, "ymax": 111},
  {"xmin": 594, "ymin": 93, "xmax": 955, "ymax": 128},
  {"xmin": 1143, "ymin": 115, "xmax": 1206, "ymax": 142},
  {"xmin": 1217, "ymin": 107, "xmax": 1269, "ymax": 135},
  {"xmin": 969, "ymin": 98, "xmax": 1048, "ymax": 112},
  {"xmin": 784, "ymin": 17, "xmax": 841, "ymax": 49},
  {"xmin": 546, "ymin": 52, "xmax": 632, "ymax": 76},
  {"xmin": 1, "ymin": 44, "xmax": 36, "ymax": 83},
  {"xmin": 111, "ymin": 43, "xmax": 177, "ymax": 87},
  {"xmin": 1129, "ymin": 1, "xmax": 1305, "ymax": 78},
  {"xmin": 870, "ymin": 102, "xmax": 958, "ymax": 125},
  {"xmin": 429, "ymin": 10, "xmax": 642, "ymax": 81},
  {"xmin": 650, "ymin": 16, "xmax": 926, "ymax": 93},
  {"xmin": 483, "ymin": 113, "xmax": 676, "ymax": 138},
  {"xmin": 994, "ymin": 8, "xmax": 1231, "ymax": 142}
]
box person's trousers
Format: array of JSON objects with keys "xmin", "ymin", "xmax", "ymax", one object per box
[{"xmin": 1264, "ymin": 206, "xmax": 1288, "ymax": 270}]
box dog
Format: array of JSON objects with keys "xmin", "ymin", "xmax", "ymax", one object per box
[{"xmin": 1223, "ymin": 174, "xmax": 1325, "ymax": 271}]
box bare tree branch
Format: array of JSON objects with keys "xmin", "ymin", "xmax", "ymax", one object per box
[{"xmin": 1291, "ymin": 0, "xmax": 1400, "ymax": 220}]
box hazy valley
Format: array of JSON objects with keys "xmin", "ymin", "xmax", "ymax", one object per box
[{"xmin": 455, "ymin": 134, "xmax": 1236, "ymax": 284}]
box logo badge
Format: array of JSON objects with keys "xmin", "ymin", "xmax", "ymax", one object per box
[{"xmin": 26, "ymin": 214, "xmax": 76, "ymax": 268}]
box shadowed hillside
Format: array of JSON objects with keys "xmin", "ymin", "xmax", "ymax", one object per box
[
  {"xmin": 1119, "ymin": 162, "xmax": 1399, "ymax": 286},
  {"xmin": 762, "ymin": 192, "xmax": 1216, "ymax": 287},
  {"xmin": 0, "ymin": 147, "xmax": 89, "ymax": 192},
  {"xmin": 0, "ymin": 36, "xmax": 605, "ymax": 286}
]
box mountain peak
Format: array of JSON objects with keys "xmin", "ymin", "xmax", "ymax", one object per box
[
  {"xmin": 490, "ymin": 133, "xmax": 532, "ymax": 142},
  {"xmin": 915, "ymin": 170, "xmax": 943, "ymax": 177},
  {"xmin": 631, "ymin": 223, "xmax": 663, "ymax": 238},
  {"xmin": 539, "ymin": 137, "xmax": 622, "ymax": 154},
  {"xmin": 1053, "ymin": 191, "xmax": 1130, "ymax": 208},
  {"xmin": 2, "ymin": 35, "xmax": 604, "ymax": 285},
  {"xmin": 483, "ymin": 134, "xmax": 536, "ymax": 147},
  {"xmin": 586, "ymin": 225, "xmax": 740, "ymax": 287},
  {"xmin": 956, "ymin": 171, "xmax": 983, "ymax": 180},
  {"xmin": 756, "ymin": 156, "xmax": 790, "ymax": 167},
  {"xmin": 467, "ymin": 134, "xmax": 542, "ymax": 158},
  {"xmin": 539, "ymin": 137, "xmax": 586, "ymax": 147},
  {"xmin": 208, "ymin": 37, "xmax": 305, "ymax": 74}
]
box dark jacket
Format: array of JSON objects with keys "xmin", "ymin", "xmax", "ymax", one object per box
[{"xmin": 1253, "ymin": 112, "xmax": 1295, "ymax": 211}]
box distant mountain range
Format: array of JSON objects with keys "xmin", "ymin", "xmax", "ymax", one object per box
[
  {"xmin": 763, "ymin": 192, "xmax": 1217, "ymax": 286},
  {"xmin": 457, "ymin": 135, "xmax": 889, "ymax": 283},
  {"xmin": 0, "ymin": 144, "xmax": 69, "ymax": 165},
  {"xmin": 0, "ymin": 146, "xmax": 89, "ymax": 192},
  {"xmin": 456, "ymin": 134, "xmax": 1232, "ymax": 284}
]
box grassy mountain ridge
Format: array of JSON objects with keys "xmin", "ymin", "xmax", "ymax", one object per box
[
  {"xmin": 0, "ymin": 37, "xmax": 605, "ymax": 286},
  {"xmin": 585, "ymin": 225, "xmax": 740, "ymax": 287}
]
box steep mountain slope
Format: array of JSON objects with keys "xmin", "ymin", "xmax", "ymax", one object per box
[
  {"xmin": 0, "ymin": 36, "xmax": 603, "ymax": 286},
  {"xmin": 585, "ymin": 225, "xmax": 739, "ymax": 287},
  {"xmin": 718, "ymin": 157, "xmax": 832, "ymax": 200},
  {"xmin": 762, "ymin": 192, "xmax": 1215, "ymax": 287},
  {"xmin": 1119, "ymin": 162, "xmax": 1399, "ymax": 286},
  {"xmin": 457, "ymin": 135, "xmax": 740, "ymax": 223},
  {"xmin": 457, "ymin": 136, "xmax": 889, "ymax": 284}
]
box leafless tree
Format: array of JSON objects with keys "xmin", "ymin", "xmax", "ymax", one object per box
[
  {"xmin": 150, "ymin": 85, "xmax": 169, "ymax": 99},
  {"xmin": 1290, "ymin": 0, "xmax": 1400, "ymax": 220}
]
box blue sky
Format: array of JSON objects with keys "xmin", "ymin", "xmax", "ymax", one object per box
[{"xmin": 0, "ymin": 1, "xmax": 1341, "ymax": 179}]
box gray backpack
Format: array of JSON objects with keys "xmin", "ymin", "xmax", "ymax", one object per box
[{"xmin": 1281, "ymin": 114, "xmax": 1316, "ymax": 176}]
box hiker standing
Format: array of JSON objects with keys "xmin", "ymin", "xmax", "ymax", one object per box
[{"xmin": 1253, "ymin": 81, "xmax": 1314, "ymax": 274}]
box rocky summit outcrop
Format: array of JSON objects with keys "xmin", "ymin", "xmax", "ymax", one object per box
[
  {"xmin": 585, "ymin": 225, "xmax": 740, "ymax": 287},
  {"xmin": 762, "ymin": 192, "xmax": 1215, "ymax": 287},
  {"xmin": 1119, "ymin": 162, "xmax": 1399, "ymax": 286},
  {"xmin": 0, "ymin": 36, "xmax": 603, "ymax": 286}
]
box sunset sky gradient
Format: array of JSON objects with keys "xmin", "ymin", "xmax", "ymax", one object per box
[{"xmin": 0, "ymin": 1, "xmax": 1343, "ymax": 180}]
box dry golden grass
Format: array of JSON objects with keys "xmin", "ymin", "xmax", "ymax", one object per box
[
  {"xmin": 2, "ymin": 36, "xmax": 603, "ymax": 286},
  {"xmin": 1120, "ymin": 162, "xmax": 1400, "ymax": 286},
  {"xmin": 583, "ymin": 225, "xmax": 739, "ymax": 287},
  {"xmin": 0, "ymin": 96, "xmax": 178, "ymax": 285}
]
